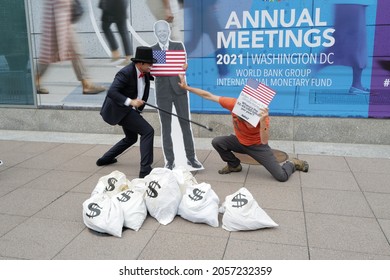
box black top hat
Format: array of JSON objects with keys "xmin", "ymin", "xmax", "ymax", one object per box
[{"xmin": 131, "ymin": 46, "xmax": 157, "ymax": 64}]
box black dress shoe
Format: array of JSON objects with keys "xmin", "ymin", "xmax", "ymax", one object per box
[
  {"xmin": 165, "ymin": 161, "xmax": 175, "ymax": 170},
  {"xmin": 96, "ymin": 157, "xmax": 117, "ymax": 166},
  {"xmin": 187, "ymin": 158, "xmax": 202, "ymax": 168}
]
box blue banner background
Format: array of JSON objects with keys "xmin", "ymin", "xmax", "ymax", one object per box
[{"xmin": 184, "ymin": 0, "xmax": 387, "ymax": 118}]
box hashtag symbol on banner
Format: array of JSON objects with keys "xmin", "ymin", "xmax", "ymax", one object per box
[{"xmin": 384, "ymin": 79, "xmax": 390, "ymax": 87}]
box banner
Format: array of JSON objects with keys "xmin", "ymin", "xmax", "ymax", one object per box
[{"xmin": 184, "ymin": 0, "xmax": 390, "ymax": 118}]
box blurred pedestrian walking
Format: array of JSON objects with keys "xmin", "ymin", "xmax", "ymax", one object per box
[
  {"xmin": 99, "ymin": 0, "xmax": 133, "ymax": 67},
  {"xmin": 36, "ymin": 0, "xmax": 105, "ymax": 95}
]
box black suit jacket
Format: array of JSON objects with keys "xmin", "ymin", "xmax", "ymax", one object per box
[{"xmin": 100, "ymin": 62, "xmax": 153, "ymax": 125}]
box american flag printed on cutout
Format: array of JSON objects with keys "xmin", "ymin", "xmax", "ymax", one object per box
[
  {"xmin": 150, "ymin": 50, "xmax": 186, "ymax": 76},
  {"xmin": 242, "ymin": 79, "xmax": 276, "ymax": 106}
]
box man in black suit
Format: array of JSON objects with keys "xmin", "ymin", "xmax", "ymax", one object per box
[
  {"xmin": 97, "ymin": 46, "xmax": 157, "ymax": 178},
  {"xmin": 151, "ymin": 20, "xmax": 202, "ymax": 170}
]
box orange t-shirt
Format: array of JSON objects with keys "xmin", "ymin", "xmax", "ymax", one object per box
[{"xmin": 219, "ymin": 97, "xmax": 270, "ymax": 146}]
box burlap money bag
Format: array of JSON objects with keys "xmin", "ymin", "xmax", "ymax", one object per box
[
  {"xmin": 178, "ymin": 182, "xmax": 219, "ymax": 227},
  {"xmin": 82, "ymin": 193, "xmax": 124, "ymax": 237},
  {"xmin": 220, "ymin": 187, "xmax": 278, "ymax": 231},
  {"xmin": 144, "ymin": 168, "xmax": 182, "ymax": 225}
]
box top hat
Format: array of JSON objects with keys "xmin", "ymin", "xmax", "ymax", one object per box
[{"xmin": 131, "ymin": 46, "xmax": 157, "ymax": 64}]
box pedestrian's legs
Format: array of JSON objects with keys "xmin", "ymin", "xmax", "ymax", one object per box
[
  {"xmin": 102, "ymin": 19, "xmax": 119, "ymax": 54},
  {"xmin": 211, "ymin": 135, "xmax": 244, "ymax": 168},
  {"xmin": 115, "ymin": 19, "xmax": 132, "ymax": 57}
]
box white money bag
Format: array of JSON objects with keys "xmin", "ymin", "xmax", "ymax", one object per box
[
  {"xmin": 114, "ymin": 189, "xmax": 147, "ymax": 231},
  {"xmin": 172, "ymin": 166, "xmax": 198, "ymax": 194},
  {"xmin": 82, "ymin": 193, "xmax": 124, "ymax": 237},
  {"xmin": 220, "ymin": 187, "xmax": 278, "ymax": 231},
  {"xmin": 178, "ymin": 182, "xmax": 219, "ymax": 227},
  {"xmin": 91, "ymin": 170, "xmax": 130, "ymax": 198},
  {"xmin": 144, "ymin": 168, "xmax": 182, "ymax": 225}
]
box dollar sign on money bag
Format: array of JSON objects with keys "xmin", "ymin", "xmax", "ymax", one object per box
[
  {"xmin": 189, "ymin": 188, "xmax": 205, "ymax": 201},
  {"xmin": 105, "ymin": 177, "xmax": 118, "ymax": 192},
  {"xmin": 232, "ymin": 193, "xmax": 248, "ymax": 208},
  {"xmin": 86, "ymin": 203, "xmax": 102, "ymax": 218},
  {"xmin": 117, "ymin": 190, "xmax": 134, "ymax": 202},
  {"xmin": 146, "ymin": 180, "xmax": 161, "ymax": 198}
]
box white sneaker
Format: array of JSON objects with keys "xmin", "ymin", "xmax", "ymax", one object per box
[{"xmin": 0, "ymin": 160, "xmax": 3, "ymax": 166}]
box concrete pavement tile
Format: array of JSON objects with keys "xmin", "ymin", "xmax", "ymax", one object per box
[
  {"xmin": 301, "ymin": 169, "xmax": 359, "ymax": 191},
  {"xmin": 346, "ymin": 157, "xmax": 390, "ymax": 173},
  {"xmin": 54, "ymin": 228, "xmax": 156, "ymax": 260},
  {"xmin": 196, "ymin": 150, "xmax": 249, "ymax": 183},
  {"xmin": 93, "ymin": 147, "xmax": 165, "ymax": 178},
  {"xmin": 79, "ymin": 144, "xmax": 116, "ymax": 157},
  {"xmin": 246, "ymin": 183, "xmax": 303, "ymax": 212},
  {"xmin": 0, "ymin": 140, "xmax": 25, "ymax": 154},
  {"xmin": 229, "ymin": 210, "xmax": 307, "ymax": 247},
  {"xmin": 204, "ymin": 180, "xmax": 248, "ymax": 205},
  {"xmin": 0, "ymin": 167, "xmax": 49, "ymax": 197},
  {"xmin": 354, "ymin": 173, "xmax": 390, "ymax": 193},
  {"xmin": 309, "ymin": 247, "xmax": 390, "ymax": 260},
  {"xmin": 246, "ymin": 164, "xmax": 301, "ymax": 188},
  {"xmin": 95, "ymin": 161, "xmax": 140, "ymax": 178},
  {"xmin": 70, "ymin": 173, "xmax": 104, "ymax": 194},
  {"xmin": 0, "ymin": 217, "xmax": 84, "ymax": 259},
  {"xmin": 0, "ymin": 150, "xmax": 38, "ymax": 168},
  {"xmin": 157, "ymin": 215, "xmax": 228, "ymax": 237},
  {"xmin": 224, "ymin": 239, "xmax": 308, "ymax": 260},
  {"xmin": 297, "ymin": 155, "xmax": 350, "ymax": 171},
  {"xmin": 194, "ymin": 163, "xmax": 249, "ymax": 185},
  {"xmin": 34, "ymin": 192, "xmax": 90, "ymax": 222},
  {"xmin": 302, "ymin": 188, "xmax": 374, "ymax": 217},
  {"xmin": 12, "ymin": 141, "xmax": 60, "ymax": 154},
  {"xmin": 54, "ymin": 155, "xmax": 103, "ymax": 173},
  {"xmin": 0, "ymin": 256, "xmax": 20, "ymax": 260},
  {"xmin": 138, "ymin": 230, "xmax": 228, "ymax": 260},
  {"xmin": 305, "ymin": 213, "xmax": 390, "ymax": 255},
  {"xmin": 378, "ymin": 219, "xmax": 390, "ymax": 242},
  {"xmin": 139, "ymin": 215, "xmax": 162, "ymax": 231},
  {"xmin": 16, "ymin": 153, "xmax": 78, "ymax": 170},
  {"xmin": 22, "ymin": 170, "xmax": 92, "ymax": 192},
  {"xmin": 0, "ymin": 214, "xmax": 27, "ymax": 237},
  {"xmin": 364, "ymin": 192, "xmax": 390, "ymax": 219},
  {"xmin": 0, "ymin": 187, "xmax": 65, "ymax": 217},
  {"xmin": 45, "ymin": 143, "xmax": 96, "ymax": 157}
]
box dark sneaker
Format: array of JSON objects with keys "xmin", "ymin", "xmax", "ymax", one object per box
[
  {"xmin": 291, "ymin": 158, "xmax": 309, "ymax": 172},
  {"xmin": 218, "ymin": 164, "xmax": 242, "ymax": 174},
  {"xmin": 96, "ymin": 157, "xmax": 117, "ymax": 166}
]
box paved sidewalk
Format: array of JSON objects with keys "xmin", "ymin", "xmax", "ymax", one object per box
[{"xmin": 0, "ymin": 130, "xmax": 390, "ymax": 260}]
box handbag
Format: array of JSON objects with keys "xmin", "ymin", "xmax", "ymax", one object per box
[{"xmin": 71, "ymin": 0, "xmax": 84, "ymax": 23}]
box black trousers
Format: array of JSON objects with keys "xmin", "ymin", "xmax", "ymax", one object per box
[
  {"xmin": 102, "ymin": 109, "xmax": 154, "ymax": 177},
  {"xmin": 102, "ymin": 17, "xmax": 132, "ymax": 56}
]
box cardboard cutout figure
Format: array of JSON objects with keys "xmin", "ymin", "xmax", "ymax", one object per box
[{"xmin": 151, "ymin": 20, "xmax": 203, "ymax": 171}]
